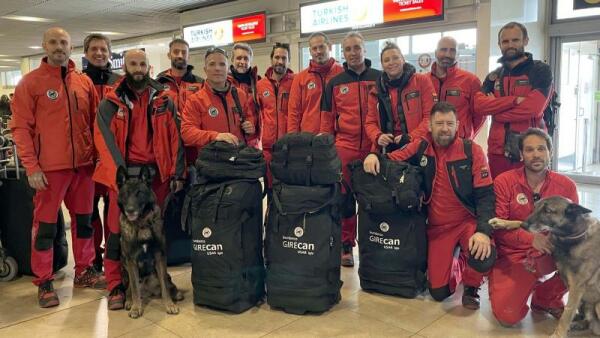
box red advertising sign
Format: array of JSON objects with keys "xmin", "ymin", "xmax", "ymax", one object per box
[
  {"xmin": 232, "ymin": 13, "xmax": 266, "ymax": 42},
  {"xmin": 383, "ymin": 0, "xmax": 443, "ymax": 23}
]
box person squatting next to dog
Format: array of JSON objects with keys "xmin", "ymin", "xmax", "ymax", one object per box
[
  {"xmin": 475, "ymin": 21, "xmax": 554, "ymax": 179},
  {"xmin": 256, "ymin": 43, "xmax": 295, "ymax": 190},
  {"xmin": 10, "ymin": 27, "xmax": 106, "ymax": 308},
  {"xmin": 363, "ymin": 101, "xmax": 496, "ymax": 309},
  {"xmin": 93, "ymin": 49, "xmax": 186, "ymax": 311},
  {"xmin": 320, "ymin": 31, "xmax": 382, "ymax": 267},
  {"xmin": 364, "ymin": 41, "xmax": 435, "ymax": 155},
  {"xmin": 156, "ymin": 38, "xmax": 204, "ymax": 168},
  {"xmin": 489, "ymin": 128, "xmax": 578, "ymax": 326},
  {"xmin": 180, "ymin": 48, "xmax": 256, "ymax": 150},
  {"xmin": 82, "ymin": 33, "xmax": 123, "ymax": 272},
  {"xmin": 287, "ymin": 32, "xmax": 344, "ymax": 134}
]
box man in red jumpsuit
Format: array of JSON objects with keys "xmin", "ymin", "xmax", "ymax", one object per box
[
  {"xmin": 287, "ymin": 32, "xmax": 343, "ymax": 134},
  {"xmin": 320, "ymin": 31, "xmax": 382, "ymax": 267},
  {"xmin": 94, "ymin": 49, "xmax": 185, "ymax": 310},
  {"xmin": 364, "ymin": 102, "xmax": 496, "ymax": 309},
  {"xmin": 489, "ymin": 128, "xmax": 578, "ymax": 326},
  {"xmin": 10, "ymin": 27, "xmax": 105, "ymax": 308}
]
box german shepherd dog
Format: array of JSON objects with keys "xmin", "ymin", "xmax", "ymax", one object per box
[
  {"xmin": 523, "ymin": 196, "xmax": 598, "ymax": 338},
  {"xmin": 117, "ymin": 166, "xmax": 182, "ymax": 319}
]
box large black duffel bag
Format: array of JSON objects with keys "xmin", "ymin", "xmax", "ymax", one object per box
[
  {"xmin": 265, "ymin": 182, "xmax": 343, "ymax": 314},
  {"xmin": 195, "ymin": 141, "xmax": 265, "ymax": 182},
  {"xmin": 184, "ymin": 179, "xmax": 265, "ymax": 313},
  {"xmin": 270, "ymin": 132, "xmax": 341, "ymax": 186},
  {"xmin": 163, "ymin": 188, "xmax": 191, "ymax": 266},
  {"xmin": 0, "ymin": 167, "xmax": 68, "ymax": 276}
]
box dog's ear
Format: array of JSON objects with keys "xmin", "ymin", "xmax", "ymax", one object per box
[
  {"xmin": 566, "ymin": 203, "xmax": 592, "ymax": 219},
  {"xmin": 139, "ymin": 165, "xmax": 152, "ymax": 186},
  {"xmin": 116, "ymin": 166, "xmax": 128, "ymax": 189}
]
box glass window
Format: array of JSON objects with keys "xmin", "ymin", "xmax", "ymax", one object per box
[
  {"xmin": 411, "ymin": 32, "xmax": 441, "ymax": 54},
  {"xmin": 0, "ymin": 70, "xmax": 22, "ymax": 88}
]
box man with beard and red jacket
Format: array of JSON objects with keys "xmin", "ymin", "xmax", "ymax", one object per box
[
  {"xmin": 363, "ymin": 102, "xmax": 496, "ymax": 309},
  {"xmin": 287, "ymin": 32, "xmax": 343, "ymax": 134},
  {"xmin": 82, "ymin": 33, "xmax": 123, "ymax": 272},
  {"xmin": 256, "ymin": 43, "xmax": 294, "ymax": 189},
  {"xmin": 365, "ymin": 41, "xmax": 436, "ymax": 154},
  {"xmin": 320, "ymin": 31, "xmax": 382, "ymax": 267},
  {"xmin": 10, "ymin": 27, "xmax": 105, "ymax": 308},
  {"xmin": 489, "ymin": 128, "xmax": 578, "ymax": 326},
  {"xmin": 156, "ymin": 38, "xmax": 204, "ymax": 165},
  {"xmin": 475, "ymin": 22, "xmax": 553, "ymax": 178},
  {"xmin": 181, "ymin": 48, "xmax": 256, "ymax": 150},
  {"xmin": 93, "ymin": 49, "xmax": 185, "ymax": 311},
  {"xmin": 429, "ymin": 36, "xmax": 483, "ymax": 140}
]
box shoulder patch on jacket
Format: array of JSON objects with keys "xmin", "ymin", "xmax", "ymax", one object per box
[{"xmin": 406, "ymin": 91, "xmax": 420, "ymax": 100}]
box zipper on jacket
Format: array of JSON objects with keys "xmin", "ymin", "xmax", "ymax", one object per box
[
  {"xmin": 357, "ymin": 73, "xmax": 364, "ymax": 149},
  {"xmin": 274, "ymin": 82, "xmax": 279, "ymax": 139},
  {"xmin": 62, "ymin": 67, "xmax": 76, "ymax": 170},
  {"xmin": 317, "ymin": 73, "xmax": 325, "ymax": 127},
  {"xmin": 437, "ymin": 78, "xmax": 444, "ymax": 101},
  {"xmin": 73, "ymin": 92, "xmax": 79, "ymax": 111}
]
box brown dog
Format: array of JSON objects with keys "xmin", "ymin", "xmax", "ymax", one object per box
[
  {"xmin": 523, "ymin": 196, "xmax": 597, "ymax": 338},
  {"xmin": 117, "ymin": 166, "xmax": 182, "ymax": 318}
]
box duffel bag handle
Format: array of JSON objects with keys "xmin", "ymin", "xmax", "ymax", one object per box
[{"xmin": 272, "ymin": 184, "xmax": 339, "ymax": 216}]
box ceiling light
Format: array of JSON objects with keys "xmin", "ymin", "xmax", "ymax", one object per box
[
  {"xmin": 0, "ymin": 59, "xmax": 19, "ymax": 62},
  {"xmin": 29, "ymin": 46, "xmax": 42, "ymax": 49},
  {"xmin": 1, "ymin": 15, "xmax": 55, "ymax": 22},
  {"xmin": 0, "ymin": 65, "xmax": 14, "ymax": 68},
  {"xmin": 85, "ymin": 31, "xmax": 124, "ymax": 36}
]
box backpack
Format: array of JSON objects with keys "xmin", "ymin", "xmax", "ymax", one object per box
[
  {"xmin": 264, "ymin": 182, "xmax": 343, "ymax": 314},
  {"xmin": 195, "ymin": 141, "xmax": 266, "ymax": 183}
]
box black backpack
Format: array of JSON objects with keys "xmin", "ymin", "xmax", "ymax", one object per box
[
  {"xmin": 270, "ymin": 132, "xmax": 342, "ymax": 186},
  {"xmin": 195, "ymin": 141, "xmax": 266, "ymax": 183},
  {"xmin": 264, "ymin": 182, "xmax": 343, "ymax": 314},
  {"xmin": 184, "ymin": 179, "xmax": 265, "ymax": 313}
]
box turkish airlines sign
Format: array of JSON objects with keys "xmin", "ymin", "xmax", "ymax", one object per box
[
  {"xmin": 184, "ymin": 12, "xmax": 267, "ymax": 49},
  {"xmin": 300, "ymin": 0, "xmax": 443, "ymax": 35}
]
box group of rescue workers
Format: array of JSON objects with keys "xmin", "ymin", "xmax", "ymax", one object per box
[{"xmin": 8, "ymin": 20, "xmax": 578, "ymax": 327}]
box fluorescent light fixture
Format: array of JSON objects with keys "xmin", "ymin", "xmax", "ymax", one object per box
[
  {"xmin": 0, "ymin": 59, "xmax": 19, "ymax": 62},
  {"xmin": 0, "ymin": 65, "xmax": 14, "ymax": 68},
  {"xmin": 29, "ymin": 46, "xmax": 42, "ymax": 49},
  {"xmin": 85, "ymin": 31, "xmax": 124, "ymax": 36},
  {"xmin": 1, "ymin": 15, "xmax": 55, "ymax": 22}
]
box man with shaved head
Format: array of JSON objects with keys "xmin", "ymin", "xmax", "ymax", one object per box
[
  {"xmin": 94, "ymin": 49, "xmax": 185, "ymax": 311},
  {"xmin": 428, "ymin": 36, "xmax": 484, "ymax": 140},
  {"xmin": 10, "ymin": 27, "xmax": 105, "ymax": 308}
]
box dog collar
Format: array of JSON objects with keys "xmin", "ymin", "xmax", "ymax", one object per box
[{"xmin": 556, "ymin": 229, "xmax": 588, "ymax": 244}]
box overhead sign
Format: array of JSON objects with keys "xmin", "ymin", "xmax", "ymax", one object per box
[
  {"xmin": 573, "ymin": 0, "xmax": 600, "ymax": 10},
  {"xmin": 300, "ymin": 0, "xmax": 443, "ymax": 35},
  {"xmin": 184, "ymin": 12, "xmax": 267, "ymax": 49}
]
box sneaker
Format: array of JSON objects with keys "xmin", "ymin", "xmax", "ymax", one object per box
[
  {"xmin": 462, "ymin": 286, "xmax": 480, "ymax": 310},
  {"xmin": 341, "ymin": 242, "xmax": 354, "ymax": 267},
  {"xmin": 38, "ymin": 280, "xmax": 59, "ymax": 308},
  {"xmin": 107, "ymin": 284, "xmax": 125, "ymax": 311},
  {"xmin": 74, "ymin": 267, "xmax": 107, "ymax": 289},
  {"xmin": 531, "ymin": 303, "xmax": 563, "ymax": 319}
]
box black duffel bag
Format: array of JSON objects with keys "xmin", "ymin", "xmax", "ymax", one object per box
[
  {"xmin": 349, "ymin": 156, "xmax": 423, "ymax": 215},
  {"xmin": 271, "ymin": 132, "xmax": 341, "ymax": 186},
  {"xmin": 195, "ymin": 141, "xmax": 266, "ymax": 182}
]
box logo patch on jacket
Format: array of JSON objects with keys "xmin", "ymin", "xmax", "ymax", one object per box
[
  {"xmin": 340, "ymin": 86, "xmax": 349, "ymax": 95},
  {"xmin": 446, "ymin": 89, "xmax": 461, "ymax": 97},
  {"xmin": 188, "ymin": 85, "xmax": 199, "ymax": 91},
  {"xmin": 117, "ymin": 107, "xmax": 125, "ymax": 118},
  {"xmin": 307, "ymin": 81, "xmax": 316, "ymax": 90},
  {"xmin": 420, "ymin": 155, "xmax": 428, "ymax": 167},
  {"xmin": 163, "ymin": 85, "xmax": 171, "ymax": 91},
  {"xmin": 406, "ymin": 91, "xmax": 420, "ymax": 99},
  {"xmin": 46, "ymin": 89, "xmax": 59, "ymax": 101},
  {"xmin": 208, "ymin": 106, "xmax": 219, "ymax": 117},
  {"xmin": 263, "ymin": 90, "xmax": 270, "ymax": 97},
  {"xmin": 515, "ymin": 79, "xmax": 530, "ymax": 86},
  {"xmin": 480, "ymin": 166, "xmax": 489, "ymax": 179},
  {"xmin": 516, "ymin": 193, "xmax": 528, "ymax": 205}
]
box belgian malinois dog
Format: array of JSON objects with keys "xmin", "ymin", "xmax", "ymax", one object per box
[
  {"xmin": 523, "ymin": 196, "xmax": 598, "ymax": 338},
  {"xmin": 117, "ymin": 166, "xmax": 182, "ymax": 318}
]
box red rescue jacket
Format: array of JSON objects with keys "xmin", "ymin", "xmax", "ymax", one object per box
[
  {"xmin": 256, "ymin": 67, "xmax": 294, "ymax": 151},
  {"xmin": 10, "ymin": 57, "xmax": 98, "ymax": 175},
  {"xmin": 83, "ymin": 62, "xmax": 122, "ymax": 100},
  {"xmin": 156, "ymin": 66, "xmax": 204, "ymax": 115}
]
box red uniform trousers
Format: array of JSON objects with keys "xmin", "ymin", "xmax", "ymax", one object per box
[
  {"xmin": 31, "ymin": 166, "xmax": 95, "ymax": 285},
  {"xmin": 336, "ymin": 145, "xmax": 369, "ymax": 246},
  {"xmin": 489, "ymin": 252, "xmax": 567, "ymax": 325},
  {"xmin": 104, "ymin": 174, "xmax": 171, "ymax": 291},
  {"xmin": 263, "ymin": 148, "xmax": 273, "ymax": 189},
  {"xmin": 427, "ymin": 220, "xmax": 485, "ymax": 291},
  {"xmin": 92, "ymin": 183, "xmax": 109, "ymax": 260},
  {"xmin": 488, "ymin": 154, "xmax": 523, "ymax": 179}
]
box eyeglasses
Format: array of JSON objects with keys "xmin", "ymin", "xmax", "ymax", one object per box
[{"xmin": 205, "ymin": 47, "xmax": 227, "ymax": 59}]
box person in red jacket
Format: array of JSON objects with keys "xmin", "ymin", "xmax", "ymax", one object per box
[
  {"xmin": 82, "ymin": 33, "xmax": 123, "ymax": 272},
  {"xmin": 181, "ymin": 47, "xmax": 256, "ymax": 150},
  {"xmin": 287, "ymin": 32, "xmax": 343, "ymax": 134},
  {"xmin": 10, "ymin": 27, "xmax": 105, "ymax": 308},
  {"xmin": 475, "ymin": 22, "xmax": 552, "ymax": 178},
  {"xmin": 256, "ymin": 43, "xmax": 294, "ymax": 188},
  {"xmin": 320, "ymin": 31, "xmax": 382, "ymax": 267},
  {"xmin": 429, "ymin": 36, "xmax": 483, "ymax": 140},
  {"xmin": 365, "ymin": 41, "xmax": 436, "ymax": 154},
  {"xmin": 364, "ymin": 102, "xmax": 496, "ymax": 309},
  {"xmin": 489, "ymin": 128, "xmax": 577, "ymax": 326},
  {"xmin": 93, "ymin": 49, "xmax": 185, "ymax": 310}
]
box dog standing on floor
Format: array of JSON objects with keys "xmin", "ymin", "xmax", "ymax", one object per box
[
  {"xmin": 523, "ymin": 196, "xmax": 598, "ymax": 338},
  {"xmin": 117, "ymin": 166, "xmax": 182, "ymax": 319}
]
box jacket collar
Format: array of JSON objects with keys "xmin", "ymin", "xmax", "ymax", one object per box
[
  {"xmin": 264, "ymin": 67, "xmax": 294, "ymax": 83},
  {"xmin": 157, "ymin": 65, "xmax": 201, "ymax": 84},
  {"xmin": 497, "ymin": 52, "xmax": 534, "ymax": 72},
  {"xmin": 83, "ymin": 62, "xmax": 114, "ymax": 84},
  {"xmin": 112, "ymin": 77, "xmax": 164, "ymax": 109},
  {"xmin": 229, "ymin": 65, "xmax": 257, "ymax": 85},
  {"xmin": 430, "ymin": 61, "xmax": 457, "ymax": 79},
  {"xmin": 40, "ymin": 57, "xmax": 76, "ymax": 76},
  {"xmin": 343, "ymin": 58, "xmax": 372, "ymax": 77},
  {"xmin": 308, "ymin": 57, "xmax": 336, "ymax": 74}
]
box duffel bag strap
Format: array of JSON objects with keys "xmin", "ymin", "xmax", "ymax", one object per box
[{"xmin": 272, "ymin": 184, "xmax": 339, "ymax": 216}]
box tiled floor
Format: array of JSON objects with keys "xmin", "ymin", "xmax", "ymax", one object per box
[{"xmin": 1, "ymin": 183, "xmax": 599, "ymax": 337}]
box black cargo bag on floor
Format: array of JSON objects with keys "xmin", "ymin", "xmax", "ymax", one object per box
[
  {"xmin": 184, "ymin": 179, "xmax": 265, "ymax": 313},
  {"xmin": 265, "ymin": 182, "xmax": 343, "ymax": 314},
  {"xmin": 195, "ymin": 141, "xmax": 266, "ymax": 182},
  {"xmin": 270, "ymin": 132, "xmax": 341, "ymax": 186},
  {"xmin": 163, "ymin": 188, "xmax": 191, "ymax": 266},
  {"xmin": 0, "ymin": 167, "xmax": 68, "ymax": 276}
]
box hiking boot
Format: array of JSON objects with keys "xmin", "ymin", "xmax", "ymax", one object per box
[
  {"xmin": 38, "ymin": 280, "xmax": 59, "ymax": 308},
  {"xmin": 74, "ymin": 267, "xmax": 107, "ymax": 289},
  {"xmin": 462, "ymin": 286, "xmax": 480, "ymax": 310},
  {"xmin": 341, "ymin": 242, "xmax": 354, "ymax": 267},
  {"xmin": 531, "ymin": 303, "xmax": 564, "ymax": 319},
  {"xmin": 107, "ymin": 284, "xmax": 125, "ymax": 311}
]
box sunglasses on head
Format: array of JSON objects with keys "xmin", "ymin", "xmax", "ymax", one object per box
[{"xmin": 205, "ymin": 46, "xmax": 227, "ymax": 59}]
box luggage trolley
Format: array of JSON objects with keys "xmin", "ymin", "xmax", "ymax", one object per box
[{"xmin": 0, "ymin": 119, "xmax": 19, "ymax": 281}]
